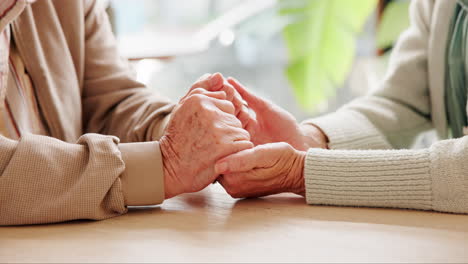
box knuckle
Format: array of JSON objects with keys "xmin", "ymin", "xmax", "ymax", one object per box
[
  {"xmin": 244, "ymin": 142, "xmax": 254, "ymax": 150},
  {"xmin": 217, "ymin": 90, "xmax": 227, "ymax": 97},
  {"xmin": 233, "ymin": 118, "xmax": 243, "ymax": 128},
  {"xmin": 233, "ymin": 98, "xmax": 243, "ymax": 110},
  {"xmin": 193, "ymin": 93, "xmax": 206, "ymax": 101},
  {"xmin": 206, "ymin": 107, "xmax": 221, "ymax": 119},
  {"xmin": 222, "ymin": 83, "xmax": 234, "ymax": 93},
  {"xmin": 211, "ymin": 125, "xmax": 228, "ymax": 140},
  {"xmin": 224, "ymin": 113, "xmax": 241, "ymax": 125},
  {"xmin": 221, "ymin": 90, "xmax": 235, "ymax": 102},
  {"xmin": 278, "ymin": 142, "xmax": 292, "ymax": 150},
  {"xmin": 191, "ymin": 88, "xmax": 206, "ymax": 94},
  {"xmin": 232, "ymin": 131, "xmax": 250, "ymax": 143},
  {"xmin": 187, "ymin": 94, "xmax": 206, "ymax": 106},
  {"xmin": 215, "ymin": 121, "xmax": 228, "ymax": 130},
  {"xmin": 239, "ymin": 129, "xmax": 250, "ymax": 139},
  {"xmin": 225, "ymin": 102, "xmax": 236, "ymax": 113}
]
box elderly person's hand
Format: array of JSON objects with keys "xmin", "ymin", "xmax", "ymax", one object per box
[
  {"xmin": 189, "ymin": 73, "xmax": 252, "ymax": 129},
  {"xmin": 215, "ymin": 143, "xmax": 306, "ymax": 198},
  {"xmin": 160, "ymin": 87, "xmax": 253, "ymax": 199},
  {"xmin": 227, "ymin": 78, "xmax": 328, "ymax": 151}
]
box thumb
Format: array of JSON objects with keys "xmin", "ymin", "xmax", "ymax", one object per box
[
  {"xmin": 215, "ymin": 144, "xmax": 273, "ymax": 174},
  {"xmin": 191, "ymin": 72, "xmax": 224, "ymax": 91},
  {"xmin": 215, "ymin": 148, "xmax": 257, "ymax": 174}
]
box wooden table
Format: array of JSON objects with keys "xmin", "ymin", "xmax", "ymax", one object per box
[{"xmin": 1, "ymin": 183, "xmax": 468, "ymax": 263}]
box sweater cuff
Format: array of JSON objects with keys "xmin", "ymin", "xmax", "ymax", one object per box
[
  {"xmin": 304, "ymin": 148, "xmax": 433, "ymax": 211},
  {"xmin": 430, "ymin": 139, "xmax": 468, "ymax": 214},
  {"xmin": 302, "ymin": 110, "xmax": 392, "ymax": 150},
  {"xmin": 118, "ymin": 142, "xmax": 165, "ymax": 206}
]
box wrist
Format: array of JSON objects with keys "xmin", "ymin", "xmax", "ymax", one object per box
[
  {"xmin": 160, "ymin": 135, "xmax": 181, "ymax": 199},
  {"xmin": 290, "ymin": 150, "xmax": 306, "ymax": 196},
  {"xmin": 300, "ymin": 124, "xmax": 329, "ymax": 150}
]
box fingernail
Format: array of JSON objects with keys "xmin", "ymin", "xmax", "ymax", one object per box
[{"xmin": 215, "ymin": 161, "xmax": 228, "ymax": 174}]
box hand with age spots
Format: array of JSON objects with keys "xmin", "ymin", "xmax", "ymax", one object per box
[
  {"xmin": 190, "ymin": 73, "xmax": 254, "ymax": 131},
  {"xmin": 191, "ymin": 73, "xmax": 314, "ymax": 150},
  {"xmin": 194, "ymin": 75, "xmax": 326, "ymax": 199},
  {"xmin": 160, "ymin": 83, "xmax": 253, "ymax": 199},
  {"xmin": 215, "ymin": 142, "xmax": 307, "ymax": 198}
]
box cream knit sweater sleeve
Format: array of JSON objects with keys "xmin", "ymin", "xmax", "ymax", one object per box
[
  {"xmin": 302, "ymin": 0, "xmax": 468, "ymax": 213},
  {"xmin": 305, "ymin": 138, "xmax": 468, "ymax": 214}
]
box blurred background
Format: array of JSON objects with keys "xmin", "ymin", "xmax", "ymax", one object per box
[{"xmin": 102, "ymin": 0, "xmax": 411, "ymax": 121}]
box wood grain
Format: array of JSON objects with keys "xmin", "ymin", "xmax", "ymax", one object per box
[{"xmin": 1, "ymin": 183, "xmax": 467, "ymax": 263}]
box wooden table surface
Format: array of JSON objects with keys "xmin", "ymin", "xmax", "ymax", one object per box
[{"xmin": 1, "ymin": 183, "xmax": 468, "ymax": 263}]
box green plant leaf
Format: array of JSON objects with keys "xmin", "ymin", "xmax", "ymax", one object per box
[
  {"xmin": 377, "ymin": 0, "xmax": 410, "ymax": 50},
  {"xmin": 281, "ymin": 0, "xmax": 377, "ymax": 112}
]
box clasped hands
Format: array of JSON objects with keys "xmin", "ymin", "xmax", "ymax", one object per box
[{"xmin": 160, "ymin": 73, "xmax": 328, "ymax": 199}]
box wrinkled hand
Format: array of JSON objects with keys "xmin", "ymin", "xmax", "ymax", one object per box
[
  {"xmin": 190, "ymin": 73, "xmax": 253, "ymax": 129},
  {"xmin": 227, "ymin": 78, "xmax": 328, "ymax": 151},
  {"xmin": 215, "ymin": 143, "xmax": 306, "ymax": 198},
  {"xmin": 160, "ymin": 87, "xmax": 253, "ymax": 199}
]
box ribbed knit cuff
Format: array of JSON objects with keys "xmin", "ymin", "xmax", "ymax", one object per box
[
  {"xmin": 430, "ymin": 138, "xmax": 468, "ymax": 214},
  {"xmin": 302, "ymin": 110, "xmax": 392, "ymax": 150},
  {"xmin": 305, "ymin": 148, "xmax": 433, "ymax": 211}
]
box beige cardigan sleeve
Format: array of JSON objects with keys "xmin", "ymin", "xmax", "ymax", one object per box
[
  {"xmin": 303, "ymin": 0, "xmax": 468, "ymax": 214},
  {"xmin": 0, "ymin": 134, "xmax": 124, "ymax": 225},
  {"xmin": 79, "ymin": 0, "xmax": 174, "ymax": 207},
  {"xmin": 0, "ymin": 1, "xmax": 172, "ymax": 225},
  {"xmin": 81, "ymin": 0, "xmax": 175, "ymax": 143},
  {"xmin": 0, "ymin": 132, "xmax": 166, "ymax": 226}
]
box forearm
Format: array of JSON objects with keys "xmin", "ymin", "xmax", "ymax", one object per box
[
  {"xmin": 84, "ymin": 84, "xmax": 175, "ymax": 143},
  {"xmin": 302, "ymin": 109, "xmax": 393, "ymax": 150},
  {"xmin": 82, "ymin": 0, "xmax": 175, "ymax": 143},
  {"xmin": 0, "ymin": 134, "xmax": 166, "ymax": 226},
  {"xmin": 98, "ymin": 92, "xmax": 174, "ymax": 142},
  {"xmin": 0, "ymin": 134, "xmax": 127, "ymax": 226},
  {"xmin": 303, "ymin": 137, "xmax": 468, "ymax": 214},
  {"xmin": 302, "ymin": 0, "xmax": 435, "ymax": 151},
  {"xmin": 299, "ymin": 123, "xmax": 329, "ymax": 150}
]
